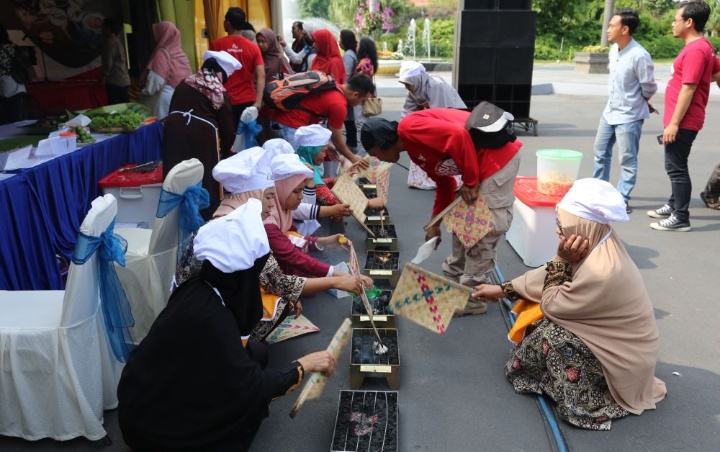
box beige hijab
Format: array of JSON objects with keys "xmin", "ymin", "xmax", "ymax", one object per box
[
  {"xmin": 510, "ymin": 208, "xmax": 666, "ymax": 414},
  {"xmin": 212, "ymin": 190, "xmax": 264, "ymax": 219}
]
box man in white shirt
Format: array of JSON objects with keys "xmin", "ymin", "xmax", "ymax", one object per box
[{"xmin": 592, "ymin": 9, "xmax": 657, "ymax": 214}]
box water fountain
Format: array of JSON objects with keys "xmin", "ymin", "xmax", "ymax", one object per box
[
  {"xmin": 397, "ymin": 39, "xmax": 403, "ymax": 54},
  {"xmin": 404, "ymin": 18, "xmax": 416, "ymax": 59},
  {"xmin": 422, "ymin": 17, "xmax": 431, "ymax": 59},
  {"xmin": 382, "ymin": 41, "xmax": 388, "ymax": 52}
]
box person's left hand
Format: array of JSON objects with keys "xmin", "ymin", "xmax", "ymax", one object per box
[
  {"xmin": 425, "ymin": 224, "xmax": 442, "ymax": 249},
  {"xmin": 471, "ymin": 284, "xmax": 505, "ymax": 302},
  {"xmin": 556, "ymin": 234, "xmax": 589, "ymax": 263},
  {"xmin": 459, "ymin": 184, "xmax": 480, "ymax": 204},
  {"xmin": 317, "ymin": 233, "xmax": 346, "ymax": 249},
  {"xmin": 351, "ymin": 154, "xmax": 370, "ymax": 170},
  {"xmin": 359, "ymin": 275, "xmax": 374, "ymax": 288},
  {"xmin": 366, "ymin": 197, "xmax": 385, "ymax": 209},
  {"xmin": 253, "ymin": 100, "xmax": 263, "ymax": 109},
  {"xmin": 293, "ymin": 300, "xmax": 303, "ymax": 318}
]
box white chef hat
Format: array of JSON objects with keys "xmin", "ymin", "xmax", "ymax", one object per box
[
  {"xmin": 262, "ymin": 138, "xmax": 295, "ymax": 156},
  {"xmin": 202, "ymin": 50, "xmax": 242, "ymax": 78},
  {"xmin": 398, "ymin": 61, "xmax": 426, "ymax": 83},
  {"xmin": 212, "ymin": 146, "xmax": 274, "ymax": 194},
  {"xmin": 193, "ymin": 198, "xmax": 269, "ymax": 272},
  {"xmin": 270, "ymin": 153, "xmax": 313, "ymax": 182},
  {"xmin": 294, "ymin": 124, "xmax": 332, "ymax": 148},
  {"xmin": 557, "ymin": 178, "xmax": 629, "ymax": 224}
]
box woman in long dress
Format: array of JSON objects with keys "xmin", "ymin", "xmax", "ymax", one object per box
[
  {"xmin": 398, "ymin": 61, "xmax": 467, "ymax": 189},
  {"xmin": 473, "ymin": 179, "xmax": 667, "ymax": 430}
]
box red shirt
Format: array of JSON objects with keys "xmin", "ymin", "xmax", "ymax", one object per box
[
  {"xmin": 210, "ymin": 35, "xmax": 264, "ymax": 105},
  {"xmin": 398, "ymin": 109, "xmax": 522, "ymax": 217},
  {"xmin": 271, "ymin": 87, "xmax": 347, "ymax": 130},
  {"xmin": 264, "ymin": 224, "xmax": 331, "ymax": 278},
  {"xmin": 664, "ymin": 38, "xmax": 720, "ymax": 131}
]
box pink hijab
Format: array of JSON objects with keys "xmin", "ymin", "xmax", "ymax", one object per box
[
  {"xmin": 310, "ymin": 29, "xmax": 346, "ymax": 84},
  {"xmin": 145, "ymin": 21, "xmax": 192, "ymax": 88},
  {"xmin": 263, "ymin": 174, "xmax": 308, "ymax": 232}
]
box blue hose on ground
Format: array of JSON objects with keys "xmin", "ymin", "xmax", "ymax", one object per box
[{"xmin": 494, "ymin": 265, "xmax": 568, "ymax": 452}]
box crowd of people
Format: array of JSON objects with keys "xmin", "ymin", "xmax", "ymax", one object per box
[{"xmin": 6, "ymin": 0, "xmax": 714, "ymax": 449}]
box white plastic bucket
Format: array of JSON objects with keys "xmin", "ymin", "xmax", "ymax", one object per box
[{"xmin": 536, "ymin": 149, "xmax": 583, "ymax": 196}]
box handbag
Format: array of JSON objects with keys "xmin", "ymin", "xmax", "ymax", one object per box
[{"xmin": 362, "ymin": 96, "xmax": 383, "ymax": 117}]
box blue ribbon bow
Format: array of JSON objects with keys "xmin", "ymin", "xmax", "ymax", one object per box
[
  {"xmin": 236, "ymin": 119, "xmax": 262, "ymax": 149},
  {"xmin": 156, "ymin": 182, "xmax": 210, "ymax": 260},
  {"xmin": 72, "ymin": 220, "xmax": 135, "ymax": 362}
]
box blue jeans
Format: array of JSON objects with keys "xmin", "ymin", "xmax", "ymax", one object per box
[
  {"xmin": 592, "ymin": 117, "xmax": 643, "ymax": 202},
  {"xmin": 664, "ymin": 129, "xmax": 698, "ymax": 222},
  {"xmin": 269, "ymin": 120, "xmax": 298, "ymax": 148}
]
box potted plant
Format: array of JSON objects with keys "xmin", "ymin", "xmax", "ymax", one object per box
[{"xmin": 574, "ymin": 45, "xmax": 610, "ymax": 74}]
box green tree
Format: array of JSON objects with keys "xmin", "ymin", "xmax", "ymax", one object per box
[{"xmin": 300, "ymin": 0, "xmax": 331, "ymax": 20}]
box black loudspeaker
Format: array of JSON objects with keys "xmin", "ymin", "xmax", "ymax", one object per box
[
  {"xmin": 456, "ymin": 10, "xmax": 536, "ymax": 119},
  {"xmin": 464, "ymin": 0, "xmax": 531, "ymax": 10},
  {"xmin": 460, "ymin": 11, "xmax": 536, "ymax": 47}
]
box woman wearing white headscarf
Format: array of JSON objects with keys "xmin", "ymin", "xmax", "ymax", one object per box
[
  {"xmin": 174, "ymin": 145, "xmax": 366, "ymax": 339},
  {"xmin": 118, "ymin": 200, "xmax": 337, "ymax": 451},
  {"xmin": 398, "ymin": 61, "xmax": 467, "ymax": 190},
  {"xmin": 473, "ymin": 179, "xmax": 666, "ymax": 430}
]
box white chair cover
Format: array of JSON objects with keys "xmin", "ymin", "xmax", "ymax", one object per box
[
  {"xmin": 0, "ymin": 194, "xmax": 124, "ymax": 441},
  {"xmin": 115, "ymin": 158, "xmax": 204, "ymax": 342}
]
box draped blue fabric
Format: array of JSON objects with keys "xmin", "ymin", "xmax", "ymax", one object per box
[
  {"xmin": 236, "ymin": 119, "xmax": 262, "ymax": 149},
  {"xmin": 156, "ymin": 182, "xmax": 210, "ymax": 258},
  {"xmin": 72, "ymin": 220, "xmax": 135, "ymax": 362},
  {"xmin": 0, "ymin": 121, "xmax": 163, "ymax": 290}
]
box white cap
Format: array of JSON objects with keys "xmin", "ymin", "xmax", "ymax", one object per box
[
  {"xmin": 557, "ymin": 178, "xmax": 629, "ymax": 224},
  {"xmin": 212, "ymin": 146, "xmax": 274, "ymax": 194},
  {"xmin": 202, "ymin": 50, "xmax": 242, "ymax": 78},
  {"xmin": 294, "ymin": 124, "xmax": 332, "ymax": 148},
  {"xmin": 262, "ymin": 138, "xmax": 295, "ymax": 156},
  {"xmin": 193, "ymin": 199, "xmax": 270, "ymax": 272},
  {"xmin": 398, "ymin": 61, "xmax": 425, "ymax": 82},
  {"xmin": 270, "ymin": 153, "xmax": 314, "ymax": 182}
]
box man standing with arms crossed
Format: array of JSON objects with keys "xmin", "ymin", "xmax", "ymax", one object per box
[
  {"xmin": 592, "ymin": 9, "xmax": 656, "ymax": 214},
  {"xmin": 648, "ymin": 0, "xmax": 720, "ymax": 231}
]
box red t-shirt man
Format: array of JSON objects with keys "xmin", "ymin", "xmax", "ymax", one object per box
[
  {"xmin": 270, "ymin": 87, "xmax": 347, "ymax": 130},
  {"xmin": 210, "ymin": 35, "xmax": 265, "ymax": 117},
  {"xmin": 663, "ymin": 37, "xmax": 720, "ymax": 131},
  {"xmin": 398, "ymin": 109, "xmax": 522, "ymax": 217}
]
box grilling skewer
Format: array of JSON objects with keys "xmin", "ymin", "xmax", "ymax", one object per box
[
  {"xmin": 379, "ymin": 208, "xmax": 385, "ymax": 235},
  {"xmin": 360, "ymin": 282, "xmax": 387, "ymax": 355}
]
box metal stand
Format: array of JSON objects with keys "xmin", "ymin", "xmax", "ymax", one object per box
[{"xmin": 513, "ymin": 118, "xmax": 538, "ymax": 136}]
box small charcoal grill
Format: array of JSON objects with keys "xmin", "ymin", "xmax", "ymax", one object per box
[
  {"xmin": 331, "ymin": 390, "xmax": 399, "ymax": 452},
  {"xmin": 364, "ymin": 251, "xmax": 400, "ymax": 287},
  {"xmin": 357, "ymin": 177, "xmax": 376, "ymax": 190},
  {"xmin": 360, "ymin": 186, "xmax": 377, "ymax": 199},
  {"xmin": 364, "ymin": 207, "xmax": 390, "ymax": 225},
  {"xmin": 350, "ymin": 328, "xmax": 400, "ymax": 390},
  {"xmin": 351, "ymin": 289, "xmax": 394, "ymax": 328},
  {"xmin": 365, "ymin": 224, "xmax": 398, "ymax": 251}
]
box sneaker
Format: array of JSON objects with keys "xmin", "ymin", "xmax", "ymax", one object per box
[
  {"xmin": 453, "ymin": 299, "xmax": 488, "ymax": 317},
  {"xmin": 650, "ymin": 215, "xmax": 691, "ymax": 232},
  {"xmin": 625, "ymin": 202, "xmax": 633, "ymax": 214},
  {"xmin": 647, "ymin": 204, "xmax": 672, "ymax": 218}
]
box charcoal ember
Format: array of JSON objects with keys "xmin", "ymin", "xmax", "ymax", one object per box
[
  {"xmin": 352, "ymin": 291, "xmax": 392, "ymax": 315},
  {"xmin": 364, "ymin": 251, "xmax": 400, "ymax": 270},
  {"xmin": 332, "ymin": 391, "xmax": 398, "ymax": 452},
  {"xmin": 364, "ymin": 207, "xmax": 389, "ymax": 217},
  {"xmin": 368, "ymin": 224, "xmax": 396, "ymax": 239},
  {"xmin": 358, "ymin": 177, "xmax": 373, "ymax": 186},
  {"xmin": 351, "ymin": 329, "xmax": 399, "ymax": 365}
]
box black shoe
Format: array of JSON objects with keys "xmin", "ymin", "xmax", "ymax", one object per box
[
  {"xmin": 647, "ymin": 204, "xmax": 672, "ymax": 218},
  {"xmin": 625, "ymin": 202, "xmax": 633, "ymax": 214},
  {"xmin": 650, "ymin": 215, "xmax": 691, "ymax": 232}
]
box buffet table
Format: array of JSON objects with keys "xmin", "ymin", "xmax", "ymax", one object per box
[{"xmin": 0, "ymin": 121, "xmax": 163, "ymax": 290}]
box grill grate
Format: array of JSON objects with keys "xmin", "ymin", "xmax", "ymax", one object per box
[
  {"xmin": 331, "ymin": 390, "xmax": 398, "ymax": 452},
  {"xmin": 352, "ymin": 290, "xmax": 393, "ymax": 316},
  {"xmin": 364, "ymin": 251, "xmax": 399, "ymax": 271},
  {"xmin": 367, "ymin": 224, "xmax": 396, "ymax": 239},
  {"xmin": 351, "ymin": 329, "xmax": 399, "ymax": 365}
]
